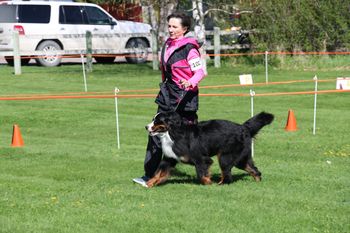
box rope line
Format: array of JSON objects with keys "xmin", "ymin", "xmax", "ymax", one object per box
[
  {"xmin": 0, "ymin": 78, "xmax": 338, "ymax": 98},
  {"xmin": 200, "ymin": 89, "xmax": 350, "ymax": 97},
  {"xmin": 208, "ymin": 51, "xmax": 350, "ymax": 57},
  {"xmin": 2, "ymin": 50, "xmax": 350, "ymax": 60},
  {"xmin": 0, "ymin": 89, "xmax": 348, "ymax": 101},
  {"xmin": 200, "ymin": 78, "xmax": 335, "ymax": 89},
  {"xmin": 2, "ymin": 54, "xmax": 149, "ymax": 60}
]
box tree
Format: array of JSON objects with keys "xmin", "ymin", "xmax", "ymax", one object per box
[
  {"xmin": 239, "ymin": 0, "xmax": 350, "ymax": 52},
  {"xmin": 190, "ymin": 0, "xmax": 252, "ymax": 72},
  {"xmin": 87, "ymin": 0, "xmax": 350, "ymax": 56},
  {"xmin": 141, "ymin": 0, "xmax": 178, "ymax": 50}
]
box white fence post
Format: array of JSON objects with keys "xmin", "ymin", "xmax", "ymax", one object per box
[
  {"xmin": 13, "ymin": 31, "xmax": 21, "ymax": 75},
  {"xmin": 85, "ymin": 31, "xmax": 93, "ymax": 72}
]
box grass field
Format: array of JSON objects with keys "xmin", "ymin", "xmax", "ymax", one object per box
[{"xmin": 0, "ymin": 57, "xmax": 349, "ymax": 233}]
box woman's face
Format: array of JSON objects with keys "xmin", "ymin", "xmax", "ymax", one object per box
[{"xmin": 168, "ymin": 17, "xmax": 187, "ymax": 39}]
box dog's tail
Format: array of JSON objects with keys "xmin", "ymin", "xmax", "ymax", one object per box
[{"xmin": 243, "ymin": 112, "xmax": 274, "ymax": 137}]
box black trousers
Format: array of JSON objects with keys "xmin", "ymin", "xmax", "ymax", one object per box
[{"xmin": 143, "ymin": 108, "xmax": 198, "ymax": 178}]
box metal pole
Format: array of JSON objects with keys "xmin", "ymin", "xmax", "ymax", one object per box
[
  {"xmin": 265, "ymin": 51, "xmax": 268, "ymax": 83},
  {"xmin": 114, "ymin": 87, "xmax": 120, "ymax": 149},
  {"xmin": 81, "ymin": 54, "xmax": 88, "ymax": 92},
  {"xmin": 250, "ymin": 89, "xmax": 255, "ymax": 157},
  {"xmin": 313, "ymin": 75, "xmax": 318, "ymax": 135}
]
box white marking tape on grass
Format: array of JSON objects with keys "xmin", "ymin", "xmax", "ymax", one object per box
[
  {"xmin": 313, "ymin": 75, "xmax": 318, "ymax": 135},
  {"xmin": 81, "ymin": 54, "xmax": 88, "ymax": 92},
  {"xmin": 250, "ymin": 89, "xmax": 255, "ymax": 157},
  {"xmin": 115, "ymin": 87, "xmax": 120, "ymax": 149}
]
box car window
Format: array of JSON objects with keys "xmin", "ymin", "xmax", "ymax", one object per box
[
  {"xmin": 84, "ymin": 6, "xmax": 111, "ymax": 25},
  {"xmin": 18, "ymin": 5, "xmax": 51, "ymax": 23},
  {"xmin": 59, "ymin": 5, "xmax": 88, "ymax": 24},
  {"xmin": 0, "ymin": 5, "xmax": 17, "ymax": 23}
]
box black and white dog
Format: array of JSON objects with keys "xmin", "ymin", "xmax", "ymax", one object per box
[{"xmin": 145, "ymin": 111, "xmax": 274, "ymax": 187}]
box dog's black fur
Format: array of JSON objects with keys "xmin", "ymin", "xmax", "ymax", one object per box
[{"xmin": 145, "ymin": 111, "xmax": 274, "ymax": 187}]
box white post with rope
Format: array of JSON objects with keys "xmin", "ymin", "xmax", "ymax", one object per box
[
  {"xmin": 114, "ymin": 87, "xmax": 121, "ymax": 149},
  {"xmin": 250, "ymin": 89, "xmax": 255, "ymax": 157},
  {"xmin": 313, "ymin": 75, "xmax": 318, "ymax": 135},
  {"xmin": 81, "ymin": 54, "xmax": 88, "ymax": 92}
]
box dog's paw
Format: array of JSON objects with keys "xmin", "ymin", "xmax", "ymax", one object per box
[
  {"xmin": 200, "ymin": 176, "xmax": 212, "ymax": 185},
  {"xmin": 218, "ymin": 175, "xmax": 232, "ymax": 185},
  {"xmin": 146, "ymin": 180, "xmax": 154, "ymax": 188},
  {"xmin": 254, "ymin": 176, "xmax": 262, "ymax": 182}
]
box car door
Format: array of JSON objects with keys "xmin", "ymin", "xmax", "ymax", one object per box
[
  {"xmin": 83, "ymin": 5, "xmax": 125, "ymax": 53},
  {"xmin": 58, "ymin": 4, "xmax": 126, "ymax": 54},
  {"xmin": 58, "ymin": 5, "xmax": 94, "ymax": 52}
]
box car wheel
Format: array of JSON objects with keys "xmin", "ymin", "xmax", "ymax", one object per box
[
  {"xmin": 125, "ymin": 38, "xmax": 148, "ymax": 64},
  {"xmin": 94, "ymin": 56, "xmax": 115, "ymax": 64},
  {"xmin": 5, "ymin": 56, "xmax": 30, "ymax": 66},
  {"xmin": 35, "ymin": 40, "xmax": 62, "ymax": 67}
]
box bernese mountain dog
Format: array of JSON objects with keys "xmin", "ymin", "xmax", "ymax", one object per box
[{"xmin": 145, "ymin": 111, "xmax": 274, "ymax": 187}]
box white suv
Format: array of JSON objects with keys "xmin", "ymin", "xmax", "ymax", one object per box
[{"xmin": 0, "ymin": 0, "xmax": 152, "ymax": 66}]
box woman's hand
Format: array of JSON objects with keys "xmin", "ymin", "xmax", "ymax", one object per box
[{"xmin": 180, "ymin": 79, "xmax": 191, "ymax": 88}]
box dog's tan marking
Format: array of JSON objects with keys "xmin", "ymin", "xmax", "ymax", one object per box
[
  {"xmin": 200, "ymin": 176, "xmax": 212, "ymax": 185},
  {"xmin": 179, "ymin": 155, "xmax": 190, "ymax": 163},
  {"xmin": 218, "ymin": 172, "xmax": 225, "ymax": 185},
  {"xmin": 245, "ymin": 164, "xmax": 261, "ymax": 182},
  {"xmin": 152, "ymin": 124, "xmax": 167, "ymax": 132},
  {"xmin": 146, "ymin": 168, "xmax": 171, "ymax": 188},
  {"xmin": 217, "ymin": 153, "xmax": 225, "ymax": 185}
]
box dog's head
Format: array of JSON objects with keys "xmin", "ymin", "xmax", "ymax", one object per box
[{"xmin": 145, "ymin": 111, "xmax": 182, "ymax": 136}]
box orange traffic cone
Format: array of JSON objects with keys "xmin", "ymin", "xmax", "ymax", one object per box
[
  {"xmin": 11, "ymin": 124, "xmax": 24, "ymax": 147},
  {"xmin": 285, "ymin": 109, "xmax": 298, "ymax": 131}
]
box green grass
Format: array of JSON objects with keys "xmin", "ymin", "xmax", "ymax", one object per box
[{"xmin": 0, "ymin": 59, "xmax": 349, "ymax": 233}]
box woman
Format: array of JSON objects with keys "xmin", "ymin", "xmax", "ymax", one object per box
[{"xmin": 133, "ymin": 12, "xmax": 206, "ymax": 187}]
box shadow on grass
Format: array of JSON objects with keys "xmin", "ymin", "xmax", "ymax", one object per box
[{"xmin": 162, "ymin": 168, "xmax": 250, "ymax": 186}]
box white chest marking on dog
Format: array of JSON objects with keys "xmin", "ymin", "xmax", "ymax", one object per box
[{"xmin": 159, "ymin": 132, "xmax": 179, "ymax": 161}]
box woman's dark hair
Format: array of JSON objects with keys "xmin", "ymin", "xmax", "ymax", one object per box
[{"xmin": 167, "ymin": 12, "xmax": 192, "ymax": 34}]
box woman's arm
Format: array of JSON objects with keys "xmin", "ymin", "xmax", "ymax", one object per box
[{"xmin": 185, "ymin": 48, "xmax": 206, "ymax": 88}]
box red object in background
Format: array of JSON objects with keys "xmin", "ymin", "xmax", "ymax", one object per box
[{"xmin": 100, "ymin": 3, "xmax": 143, "ymax": 22}]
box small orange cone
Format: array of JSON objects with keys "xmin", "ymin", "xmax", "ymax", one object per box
[
  {"xmin": 285, "ymin": 109, "xmax": 298, "ymax": 131},
  {"xmin": 11, "ymin": 124, "xmax": 24, "ymax": 147}
]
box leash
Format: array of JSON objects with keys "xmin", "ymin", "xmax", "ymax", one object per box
[
  {"xmin": 174, "ymin": 89, "xmax": 188, "ymax": 111},
  {"xmin": 159, "ymin": 79, "xmax": 188, "ymax": 112}
]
